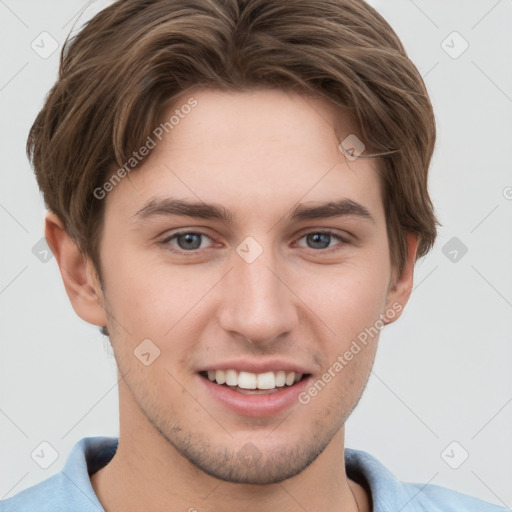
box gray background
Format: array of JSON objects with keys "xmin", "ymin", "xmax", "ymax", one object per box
[{"xmin": 1, "ymin": 0, "xmax": 511, "ymax": 507}]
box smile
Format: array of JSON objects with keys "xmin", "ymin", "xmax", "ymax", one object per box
[{"xmin": 201, "ymin": 369, "xmax": 306, "ymax": 393}]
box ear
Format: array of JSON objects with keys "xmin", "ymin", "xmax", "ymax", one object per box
[
  {"xmin": 44, "ymin": 212, "xmax": 107, "ymax": 327},
  {"xmin": 382, "ymin": 233, "xmax": 419, "ymax": 325}
]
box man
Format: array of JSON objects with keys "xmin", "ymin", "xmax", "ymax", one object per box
[{"xmin": 1, "ymin": 0, "xmax": 507, "ymax": 510}]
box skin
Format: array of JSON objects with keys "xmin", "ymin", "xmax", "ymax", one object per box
[{"xmin": 46, "ymin": 87, "xmax": 418, "ymax": 512}]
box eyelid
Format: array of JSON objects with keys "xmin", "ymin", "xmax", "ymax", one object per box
[
  {"xmin": 161, "ymin": 228, "xmax": 213, "ymax": 241},
  {"xmin": 293, "ymin": 229, "xmax": 349, "ymax": 249}
]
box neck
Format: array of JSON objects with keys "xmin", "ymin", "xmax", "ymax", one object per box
[{"xmin": 90, "ymin": 387, "xmax": 370, "ymax": 512}]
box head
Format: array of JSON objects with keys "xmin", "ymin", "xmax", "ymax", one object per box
[{"xmin": 31, "ymin": 0, "xmax": 437, "ymax": 485}]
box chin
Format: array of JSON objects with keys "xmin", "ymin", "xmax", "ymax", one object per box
[
  {"xmin": 182, "ymin": 443, "xmax": 327, "ymax": 485},
  {"xmin": 151, "ymin": 415, "xmax": 334, "ymax": 485}
]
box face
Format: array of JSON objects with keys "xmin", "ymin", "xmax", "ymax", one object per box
[{"xmin": 93, "ymin": 88, "xmax": 405, "ymax": 484}]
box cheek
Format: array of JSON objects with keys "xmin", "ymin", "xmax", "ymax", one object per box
[
  {"xmin": 303, "ymin": 278, "xmax": 383, "ymax": 408},
  {"xmin": 100, "ymin": 222, "xmax": 391, "ymax": 348},
  {"xmin": 298, "ymin": 266, "xmax": 388, "ymax": 398},
  {"xmin": 301, "ymin": 261, "xmax": 390, "ymax": 333},
  {"xmin": 100, "ymin": 247, "xmax": 219, "ymax": 347}
]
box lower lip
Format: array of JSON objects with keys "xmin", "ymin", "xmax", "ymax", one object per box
[{"xmin": 198, "ymin": 374, "xmax": 311, "ymax": 417}]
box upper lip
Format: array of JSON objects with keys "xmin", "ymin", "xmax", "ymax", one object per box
[{"xmin": 198, "ymin": 359, "xmax": 311, "ymax": 375}]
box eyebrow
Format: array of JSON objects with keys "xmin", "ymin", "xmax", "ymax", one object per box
[
  {"xmin": 131, "ymin": 197, "xmax": 374, "ymax": 225},
  {"xmin": 289, "ymin": 199, "xmax": 374, "ymax": 223}
]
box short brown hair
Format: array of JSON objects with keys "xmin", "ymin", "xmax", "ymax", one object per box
[{"xmin": 28, "ymin": 0, "xmax": 438, "ymax": 280}]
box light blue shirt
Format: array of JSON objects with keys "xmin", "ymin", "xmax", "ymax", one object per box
[{"xmin": 1, "ymin": 437, "xmax": 508, "ymax": 511}]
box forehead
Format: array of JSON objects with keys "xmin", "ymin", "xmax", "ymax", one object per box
[
  {"xmin": 157, "ymin": 86, "xmax": 360, "ymax": 162},
  {"xmin": 105, "ymin": 87, "xmax": 384, "ymax": 225}
]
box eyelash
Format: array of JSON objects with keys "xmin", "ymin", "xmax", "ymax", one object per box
[{"xmin": 160, "ymin": 230, "xmax": 349, "ymax": 255}]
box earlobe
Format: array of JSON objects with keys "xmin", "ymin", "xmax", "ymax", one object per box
[
  {"xmin": 44, "ymin": 212, "xmax": 107, "ymax": 327},
  {"xmin": 383, "ymin": 233, "xmax": 419, "ymax": 325}
]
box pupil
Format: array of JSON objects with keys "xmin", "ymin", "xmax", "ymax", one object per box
[{"xmin": 308, "ymin": 233, "xmax": 330, "ymax": 249}]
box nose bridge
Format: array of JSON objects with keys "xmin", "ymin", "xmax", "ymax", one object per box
[{"xmin": 218, "ymin": 241, "xmax": 297, "ymax": 343}]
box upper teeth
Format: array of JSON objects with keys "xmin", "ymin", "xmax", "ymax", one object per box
[{"xmin": 206, "ymin": 370, "xmax": 302, "ymax": 390}]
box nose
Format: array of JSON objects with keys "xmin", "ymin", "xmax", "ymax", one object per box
[{"xmin": 217, "ymin": 245, "xmax": 299, "ymax": 347}]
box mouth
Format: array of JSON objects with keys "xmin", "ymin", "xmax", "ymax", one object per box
[
  {"xmin": 199, "ymin": 369, "xmax": 310, "ymax": 395},
  {"xmin": 196, "ymin": 361, "xmax": 313, "ymax": 416}
]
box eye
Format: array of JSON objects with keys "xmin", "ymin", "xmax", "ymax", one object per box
[
  {"xmin": 160, "ymin": 229, "xmax": 347, "ymax": 254},
  {"xmin": 162, "ymin": 231, "xmax": 214, "ymax": 252},
  {"xmin": 295, "ymin": 231, "xmax": 346, "ymax": 251}
]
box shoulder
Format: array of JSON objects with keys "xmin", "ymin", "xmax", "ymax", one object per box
[
  {"xmin": 1, "ymin": 437, "xmax": 117, "ymax": 512},
  {"xmin": 345, "ymin": 448, "xmax": 508, "ymax": 512},
  {"xmin": 401, "ymin": 480, "xmax": 508, "ymax": 512},
  {"xmin": 1, "ymin": 473, "xmax": 79, "ymax": 512}
]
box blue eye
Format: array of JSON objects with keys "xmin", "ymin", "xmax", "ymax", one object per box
[
  {"xmin": 160, "ymin": 229, "xmax": 347, "ymax": 255},
  {"xmin": 163, "ymin": 232, "xmax": 213, "ymax": 252},
  {"xmin": 296, "ymin": 231, "xmax": 345, "ymax": 250}
]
